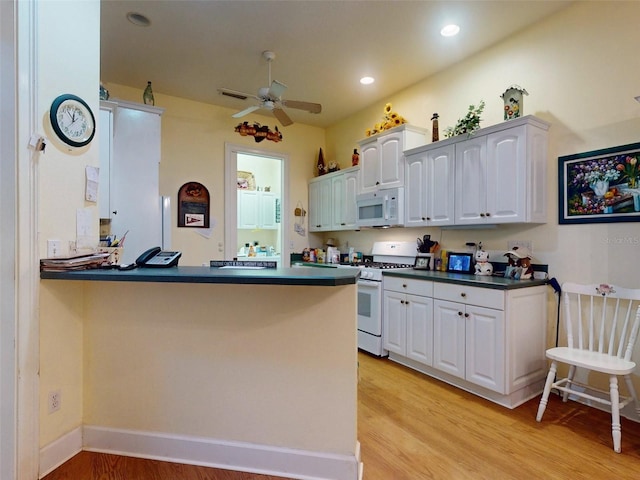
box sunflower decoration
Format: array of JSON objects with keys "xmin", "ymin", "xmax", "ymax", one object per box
[{"xmin": 366, "ymin": 103, "xmax": 408, "ymax": 136}]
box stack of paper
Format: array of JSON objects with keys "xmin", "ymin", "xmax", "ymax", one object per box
[{"xmin": 40, "ymin": 252, "xmax": 110, "ymax": 272}]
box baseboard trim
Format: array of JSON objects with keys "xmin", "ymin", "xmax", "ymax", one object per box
[
  {"xmin": 39, "ymin": 426, "xmax": 83, "ymax": 478},
  {"xmin": 83, "ymin": 425, "xmax": 360, "ymax": 480}
]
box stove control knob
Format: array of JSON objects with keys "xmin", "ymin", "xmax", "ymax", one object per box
[{"xmin": 362, "ymin": 271, "xmax": 373, "ymax": 279}]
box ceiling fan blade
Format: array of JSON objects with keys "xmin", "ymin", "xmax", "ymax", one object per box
[
  {"xmin": 282, "ymin": 99, "xmax": 322, "ymax": 114},
  {"xmin": 272, "ymin": 107, "xmax": 293, "ymax": 127},
  {"xmin": 268, "ymin": 80, "xmax": 287, "ymax": 99},
  {"xmin": 218, "ymin": 88, "xmax": 259, "ymax": 101},
  {"xmin": 232, "ymin": 105, "xmax": 261, "ymax": 118}
]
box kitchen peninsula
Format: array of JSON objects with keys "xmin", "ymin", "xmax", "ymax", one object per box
[{"xmin": 40, "ymin": 266, "xmax": 360, "ymax": 480}]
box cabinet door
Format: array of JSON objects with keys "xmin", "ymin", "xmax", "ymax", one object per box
[
  {"xmin": 426, "ymin": 144, "xmax": 455, "ymax": 226},
  {"xmin": 342, "ymin": 169, "xmax": 359, "ymax": 229},
  {"xmin": 465, "ymin": 305, "xmax": 505, "ymax": 393},
  {"xmin": 331, "ymin": 174, "xmax": 346, "ymax": 230},
  {"xmin": 360, "ymin": 141, "xmax": 379, "ymax": 193},
  {"xmin": 237, "ymin": 190, "xmax": 259, "ymax": 228},
  {"xmin": 98, "ymin": 108, "xmax": 112, "ymax": 219},
  {"xmin": 260, "ymin": 192, "xmax": 277, "ymax": 229},
  {"xmin": 486, "ymin": 127, "xmax": 527, "ymax": 223},
  {"xmin": 109, "ymin": 106, "xmax": 162, "ymax": 264},
  {"xmin": 406, "ymin": 294, "xmax": 433, "ymax": 366},
  {"xmin": 308, "ymin": 178, "xmax": 332, "ymax": 232},
  {"xmin": 454, "ymin": 136, "xmax": 487, "ymax": 225},
  {"xmin": 379, "ymin": 132, "xmax": 403, "ymax": 189},
  {"xmin": 404, "ymin": 152, "xmax": 428, "ymax": 227},
  {"xmin": 383, "ymin": 290, "xmax": 406, "ymax": 356},
  {"xmin": 433, "ymin": 299, "xmax": 465, "ymax": 378}
]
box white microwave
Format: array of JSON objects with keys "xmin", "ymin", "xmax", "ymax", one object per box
[{"xmin": 356, "ymin": 187, "xmax": 404, "ymax": 228}]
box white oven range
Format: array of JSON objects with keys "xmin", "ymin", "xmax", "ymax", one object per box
[{"xmin": 350, "ymin": 241, "xmax": 417, "ymax": 356}]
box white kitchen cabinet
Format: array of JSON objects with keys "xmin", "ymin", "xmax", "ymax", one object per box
[
  {"xmin": 99, "ymin": 100, "xmax": 164, "ymax": 264},
  {"xmin": 308, "ymin": 167, "xmax": 359, "ymax": 232},
  {"xmin": 383, "ymin": 277, "xmax": 434, "ymax": 366},
  {"xmin": 383, "ymin": 273, "xmax": 548, "ymax": 408},
  {"xmin": 454, "ymin": 117, "xmax": 548, "ymax": 225},
  {"xmin": 331, "ymin": 167, "xmax": 358, "ymax": 230},
  {"xmin": 358, "ymin": 125, "xmax": 427, "ymax": 194},
  {"xmin": 433, "ymin": 298, "xmax": 505, "ymax": 393},
  {"xmin": 403, "ymin": 115, "xmax": 548, "ymax": 227},
  {"xmin": 404, "ymin": 144, "xmax": 455, "ymax": 227},
  {"xmin": 237, "ymin": 190, "xmax": 278, "ymax": 230}
]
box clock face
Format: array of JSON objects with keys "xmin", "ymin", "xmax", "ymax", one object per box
[{"xmin": 49, "ymin": 94, "xmax": 96, "ymax": 148}]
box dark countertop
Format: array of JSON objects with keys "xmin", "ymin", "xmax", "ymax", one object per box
[
  {"xmin": 382, "ymin": 269, "xmax": 548, "ymax": 290},
  {"xmin": 40, "ymin": 266, "xmax": 359, "ymax": 286}
]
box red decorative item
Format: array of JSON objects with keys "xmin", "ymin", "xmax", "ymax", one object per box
[
  {"xmin": 352, "ymin": 149, "xmax": 359, "ymax": 166},
  {"xmin": 317, "ymin": 148, "xmax": 326, "ymax": 176}
]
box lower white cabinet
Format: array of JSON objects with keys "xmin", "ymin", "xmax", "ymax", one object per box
[
  {"xmin": 383, "ymin": 274, "xmax": 548, "ymax": 409},
  {"xmin": 383, "ymin": 277, "xmax": 433, "ymax": 365}
]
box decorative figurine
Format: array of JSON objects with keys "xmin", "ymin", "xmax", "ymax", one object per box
[
  {"xmin": 474, "ymin": 249, "xmax": 493, "ymax": 276},
  {"xmin": 352, "ymin": 149, "xmax": 360, "ymax": 166},
  {"xmin": 501, "ymin": 85, "xmax": 528, "ymax": 120},
  {"xmin": 143, "ymin": 81, "xmax": 155, "ymax": 106},
  {"xmin": 431, "ymin": 113, "xmax": 439, "ymax": 142}
]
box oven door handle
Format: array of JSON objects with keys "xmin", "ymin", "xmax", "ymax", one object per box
[{"xmin": 358, "ymin": 279, "xmax": 381, "ymax": 287}]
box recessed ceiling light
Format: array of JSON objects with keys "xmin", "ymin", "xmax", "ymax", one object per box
[
  {"xmin": 126, "ymin": 11, "xmax": 151, "ymax": 27},
  {"xmin": 360, "ymin": 76, "xmax": 375, "ymax": 85},
  {"xmin": 440, "ymin": 24, "xmax": 460, "ymax": 37}
]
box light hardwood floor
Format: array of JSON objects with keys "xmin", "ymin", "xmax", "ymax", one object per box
[{"xmin": 44, "ymin": 352, "xmax": 640, "ymax": 479}]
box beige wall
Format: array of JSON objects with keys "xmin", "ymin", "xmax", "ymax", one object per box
[
  {"xmin": 326, "ymin": 1, "xmax": 640, "ymax": 289},
  {"xmin": 102, "ymin": 84, "xmax": 326, "ymax": 266}
]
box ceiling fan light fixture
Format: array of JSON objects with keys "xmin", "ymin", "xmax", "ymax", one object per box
[
  {"xmin": 360, "ymin": 76, "xmax": 375, "ymax": 85},
  {"xmin": 440, "ymin": 24, "xmax": 460, "ymax": 37},
  {"xmin": 126, "ymin": 12, "xmax": 151, "ymax": 27}
]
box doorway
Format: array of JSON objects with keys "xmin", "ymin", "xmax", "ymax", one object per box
[{"xmin": 224, "ymin": 144, "xmax": 290, "ymax": 267}]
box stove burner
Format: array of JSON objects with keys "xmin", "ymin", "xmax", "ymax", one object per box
[{"xmin": 363, "ymin": 262, "xmax": 413, "ymax": 269}]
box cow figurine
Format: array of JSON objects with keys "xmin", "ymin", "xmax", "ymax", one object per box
[{"xmin": 474, "ymin": 249, "xmax": 493, "ymax": 276}]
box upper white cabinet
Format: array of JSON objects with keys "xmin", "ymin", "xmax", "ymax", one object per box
[
  {"xmin": 405, "ymin": 144, "xmax": 455, "ymax": 227},
  {"xmin": 308, "ymin": 166, "xmax": 359, "ymax": 232},
  {"xmin": 358, "ymin": 125, "xmax": 427, "ymax": 194},
  {"xmin": 99, "ymin": 100, "xmax": 164, "ymax": 264},
  {"xmin": 238, "ymin": 190, "xmax": 278, "ymax": 230},
  {"xmin": 404, "ymin": 115, "xmax": 549, "ymax": 227}
]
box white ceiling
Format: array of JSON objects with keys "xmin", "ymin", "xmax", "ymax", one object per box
[{"xmin": 100, "ymin": 0, "xmax": 572, "ymax": 128}]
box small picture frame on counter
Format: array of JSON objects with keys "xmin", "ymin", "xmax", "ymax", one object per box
[{"xmin": 413, "ymin": 255, "xmax": 431, "ymax": 270}]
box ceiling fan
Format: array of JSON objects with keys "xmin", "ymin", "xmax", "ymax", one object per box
[{"xmin": 218, "ymin": 51, "xmax": 322, "ymax": 127}]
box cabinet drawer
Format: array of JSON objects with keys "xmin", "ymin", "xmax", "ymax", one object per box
[
  {"xmin": 383, "ymin": 276, "xmax": 433, "ymax": 297},
  {"xmin": 433, "ymin": 283, "xmax": 504, "ymax": 310}
]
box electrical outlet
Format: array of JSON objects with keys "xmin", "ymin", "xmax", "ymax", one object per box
[
  {"xmin": 47, "ymin": 239, "xmax": 62, "ymax": 258},
  {"xmin": 507, "ymin": 240, "xmax": 532, "ymax": 254},
  {"xmin": 48, "ymin": 390, "xmax": 61, "ymax": 413}
]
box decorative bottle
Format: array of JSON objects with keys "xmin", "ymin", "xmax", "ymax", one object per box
[
  {"xmin": 317, "ymin": 148, "xmax": 326, "ymax": 176},
  {"xmin": 431, "ymin": 113, "xmax": 439, "ymax": 142},
  {"xmin": 143, "ymin": 81, "xmax": 155, "ymax": 106},
  {"xmin": 352, "ymin": 149, "xmax": 360, "ymax": 166}
]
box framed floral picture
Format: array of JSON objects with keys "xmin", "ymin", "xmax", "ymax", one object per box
[{"xmin": 559, "ymin": 142, "xmax": 640, "ymax": 224}]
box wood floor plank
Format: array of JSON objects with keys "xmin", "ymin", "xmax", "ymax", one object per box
[{"xmin": 44, "ymin": 352, "xmax": 640, "ymax": 479}]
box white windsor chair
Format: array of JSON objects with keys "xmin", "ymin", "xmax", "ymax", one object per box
[{"xmin": 536, "ymin": 282, "xmax": 640, "ymax": 453}]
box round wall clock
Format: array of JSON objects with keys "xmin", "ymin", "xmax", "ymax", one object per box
[{"xmin": 49, "ymin": 94, "xmax": 96, "ymax": 148}]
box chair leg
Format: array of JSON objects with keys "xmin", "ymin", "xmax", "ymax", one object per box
[
  {"xmin": 536, "ymin": 361, "xmax": 557, "ymax": 422},
  {"xmin": 563, "ymin": 365, "xmax": 576, "ymax": 402},
  {"xmin": 623, "ymin": 374, "xmax": 640, "ymax": 417},
  {"xmin": 610, "ymin": 375, "xmax": 622, "ymax": 453}
]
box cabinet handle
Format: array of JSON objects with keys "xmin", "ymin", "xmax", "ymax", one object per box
[
  {"xmin": 400, "ymin": 300, "xmax": 405, "ymax": 304},
  {"xmin": 464, "ymin": 313, "xmax": 470, "ymax": 318},
  {"xmin": 421, "ymin": 217, "xmax": 426, "ymax": 221},
  {"xmin": 341, "ymin": 223, "xmax": 346, "ymax": 226},
  {"xmin": 486, "ymin": 212, "xmax": 491, "ymax": 217},
  {"xmin": 461, "ymin": 292, "xmax": 466, "ymax": 297},
  {"xmin": 480, "ymin": 213, "xmax": 485, "ymax": 217},
  {"xmin": 405, "ymin": 301, "xmax": 409, "ymax": 305},
  {"xmin": 402, "ymin": 284, "xmax": 407, "ymax": 288},
  {"xmin": 375, "ymin": 181, "xmax": 380, "ymax": 185},
  {"xmin": 112, "ymin": 210, "xmax": 118, "ymax": 215},
  {"xmin": 458, "ymin": 311, "xmax": 463, "ymax": 316},
  {"xmin": 427, "ymin": 217, "xmax": 431, "ymax": 221},
  {"xmin": 316, "ymin": 224, "xmax": 322, "ymax": 228}
]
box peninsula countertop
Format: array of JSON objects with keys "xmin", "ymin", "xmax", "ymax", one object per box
[{"xmin": 40, "ymin": 265, "xmax": 360, "ymax": 286}]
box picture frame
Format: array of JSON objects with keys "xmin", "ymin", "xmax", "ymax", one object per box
[
  {"xmin": 446, "ymin": 252, "xmax": 474, "ymax": 274},
  {"xmin": 413, "ymin": 255, "xmax": 431, "ymax": 270},
  {"xmin": 558, "ymin": 142, "xmax": 640, "ymax": 225}
]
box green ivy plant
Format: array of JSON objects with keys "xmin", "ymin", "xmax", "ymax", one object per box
[{"xmin": 443, "ymin": 100, "xmax": 485, "ymax": 138}]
